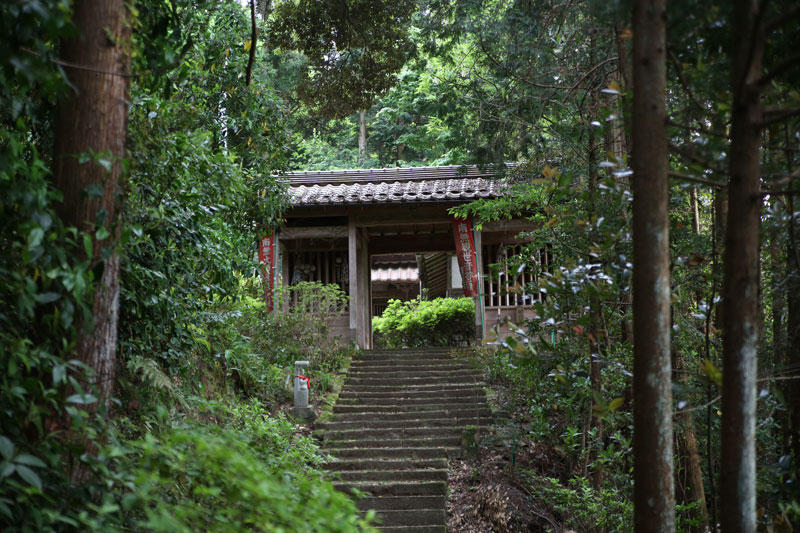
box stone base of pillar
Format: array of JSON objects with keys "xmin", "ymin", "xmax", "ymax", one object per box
[{"xmin": 290, "ymin": 405, "xmax": 316, "ymax": 421}]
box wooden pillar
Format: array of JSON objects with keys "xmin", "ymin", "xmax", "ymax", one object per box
[
  {"xmin": 348, "ymin": 220, "xmax": 358, "ymax": 338},
  {"xmin": 357, "ymin": 228, "xmax": 371, "ymax": 349},
  {"xmin": 279, "ymin": 241, "xmax": 290, "ymax": 312},
  {"xmin": 474, "ymin": 227, "xmax": 485, "ymax": 340}
]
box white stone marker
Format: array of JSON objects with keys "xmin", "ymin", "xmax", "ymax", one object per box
[{"xmin": 291, "ymin": 360, "xmax": 314, "ymax": 420}]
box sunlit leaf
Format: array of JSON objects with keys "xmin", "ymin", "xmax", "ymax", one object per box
[{"xmin": 15, "ymin": 465, "xmax": 41, "ymax": 490}]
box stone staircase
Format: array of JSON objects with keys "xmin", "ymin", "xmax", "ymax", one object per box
[{"xmin": 316, "ymin": 348, "xmax": 491, "ymax": 532}]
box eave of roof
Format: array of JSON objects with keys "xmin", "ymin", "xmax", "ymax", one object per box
[{"xmin": 286, "ymin": 164, "xmax": 509, "ymax": 207}]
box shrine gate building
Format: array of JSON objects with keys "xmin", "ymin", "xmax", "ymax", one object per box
[{"xmin": 262, "ymin": 165, "xmax": 549, "ymax": 349}]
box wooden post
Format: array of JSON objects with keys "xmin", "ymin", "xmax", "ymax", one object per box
[
  {"xmin": 357, "ymin": 227, "xmax": 371, "ymax": 349},
  {"xmin": 348, "ymin": 220, "xmax": 358, "ymax": 340},
  {"xmin": 474, "ymin": 227, "xmax": 485, "ymax": 340},
  {"xmin": 280, "ymin": 241, "xmax": 290, "ymax": 312}
]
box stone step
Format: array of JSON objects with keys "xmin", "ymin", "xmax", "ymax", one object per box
[
  {"xmin": 337, "ymin": 387, "xmax": 484, "ymax": 400},
  {"xmin": 322, "ymin": 347, "xmax": 492, "ymax": 532},
  {"xmin": 325, "ymin": 447, "xmax": 453, "ymax": 460},
  {"xmin": 324, "ymin": 435, "xmax": 461, "ymax": 448},
  {"xmin": 348, "ymin": 362, "xmax": 474, "ymax": 372},
  {"xmin": 377, "ymin": 525, "xmax": 446, "ymax": 533},
  {"xmin": 345, "ymin": 376, "xmax": 483, "ymax": 387},
  {"xmin": 334, "ymin": 404, "xmax": 491, "ymax": 416},
  {"xmin": 346, "ymin": 370, "xmax": 482, "ymax": 380},
  {"xmin": 334, "ymin": 480, "xmax": 447, "ymax": 497},
  {"xmin": 360, "ymin": 349, "xmax": 453, "ymax": 355},
  {"xmin": 336, "ymin": 397, "xmax": 486, "ymax": 408},
  {"xmin": 324, "ymin": 426, "xmax": 470, "ymax": 442},
  {"xmin": 357, "ymin": 495, "xmax": 446, "ymax": 512},
  {"xmin": 374, "ymin": 508, "xmax": 446, "ymax": 527},
  {"xmin": 335, "ymin": 469, "xmax": 447, "ymax": 483},
  {"xmin": 342, "ymin": 381, "xmax": 485, "ymax": 391},
  {"xmin": 327, "ymin": 458, "xmax": 448, "ymax": 472},
  {"xmin": 317, "ymin": 416, "xmax": 491, "ymax": 431},
  {"xmin": 330, "ymin": 407, "xmax": 492, "ymax": 420},
  {"xmin": 351, "ymin": 360, "xmax": 460, "ymax": 368},
  {"xmin": 355, "ymin": 354, "xmax": 456, "ymax": 362}
]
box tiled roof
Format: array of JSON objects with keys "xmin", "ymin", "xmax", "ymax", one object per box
[{"xmin": 287, "ymin": 165, "xmax": 507, "ymax": 206}]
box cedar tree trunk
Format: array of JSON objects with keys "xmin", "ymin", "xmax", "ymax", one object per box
[
  {"xmin": 720, "ymin": 0, "xmax": 763, "ymax": 530},
  {"xmin": 632, "ymin": 0, "xmax": 675, "ymax": 530},
  {"xmin": 53, "ymin": 0, "xmax": 130, "ymax": 409}
]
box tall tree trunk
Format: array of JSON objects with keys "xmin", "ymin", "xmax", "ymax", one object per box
[
  {"xmin": 713, "ymin": 189, "xmax": 728, "ymax": 330},
  {"xmin": 632, "ymin": 0, "xmax": 674, "ymax": 530},
  {"xmin": 690, "ymin": 187, "xmax": 700, "ymax": 234},
  {"xmin": 358, "ymin": 109, "xmax": 367, "ymax": 167},
  {"xmin": 720, "ymin": 0, "xmax": 763, "ymax": 530},
  {"xmin": 245, "ymin": 0, "xmax": 258, "ymax": 86},
  {"xmin": 675, "ymin": 187, "xmax": 710, "ymax": 532},
  {"xmin": 53, "ymin": 0, "xmax": 130, "ymax": 409},
  {"xmin": 397, "ymin": 115, "xmax": 406, "ymax": 162},
  {"xmin": 787, "ymin": 192, "xmax": 800, "ymax": 483},
  {"xmin": 675, "ymin": 352, "xmax": 710, "ymax": 532},
  {"xmin": 588, "ymin": 112, "xmax": 605, "ymax": 488}
]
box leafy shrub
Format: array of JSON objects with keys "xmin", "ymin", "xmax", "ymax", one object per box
[
  {"xmin": 525, "ymin": 474, "xmax": 632, "ymax": 532},
  {"xmin": 372, "ymin": 297, "xmax": 475, "ymax": 348},
  {"xmin": 112, "ymin": 396, "xmax": 376, "ymax": 533},
  {"xmin": 264, "ymin": 281, "xmax": 355, "ymax": 375}
]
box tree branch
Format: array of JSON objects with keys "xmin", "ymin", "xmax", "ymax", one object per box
[
  {"xmin": 666, "ymin": 118, "xmax": 727, "ymax": 139},
  {"xmin": 763, "ymin": 5, "xmax": 800, "ymax": 34},
  {"xmin": 245, "ymin": 0, "xmax": 258, "ymax": 86},
  {"xmin": 669, "ymin": 141, "xmax": 727, "ymax": 175},
  {"xmin": 758, "ymin": 52, "xmax": 800, "ymax": 86},
  {"xmin": 668, "ymin": 50, "xmax": 706, "ymax": 112},
  {"xmin": 762, "ymin": 106, "xmax": 800, "ymax": 127},
  {"xmin": 669, "ymin": 171, "xmax": 726, "ymax": 188}
]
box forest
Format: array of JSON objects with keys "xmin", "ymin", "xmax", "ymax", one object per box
[{"xmin": 1, "ymin": 0, "xmax": 799, "ymax": 531}]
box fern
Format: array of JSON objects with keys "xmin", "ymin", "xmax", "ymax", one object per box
[{"xmin": 126, "ymin": 356, "xmax": 186, "ymax": 406}]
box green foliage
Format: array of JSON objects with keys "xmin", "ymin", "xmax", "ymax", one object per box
[
  {"xmin": 266, "ymin": 282, "xmax": 354, "ymax": 381},
  {"xmin": 372, "ymin": 297, "xmax": 475, "ymax": 348},
  {"xmin": 271, "ymin": 0, "xmax": 416, "ymax": 118},
  {"xmin": 525, "ymin": 474, "xmax": 632, "ymax": 532},
  {"xmin": 74, "ymin": 399, "xmax": 375, "ymax": 532}
]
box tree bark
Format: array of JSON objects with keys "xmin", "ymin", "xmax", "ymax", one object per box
[
  {"xmin": 720, "ymin": 0, "xmax": 763, "ymax": 530},
  {"xmin": 632, "ymin": 0, "xmax": 674, "ymax": 530},
  {"xmin": 690, "ymin": 187, "xmax": 700, "ymax": 234},
  {"xmin": 675, "ymin": 353, "xmax": 710, "ymax": 532},
  {"xmin": 53, "ymin": 0, "xmax": 129, "ymax": 409},
  {"xmin": 587, "ymin": 112, "xmax": 605, "ymax": 487},
  {"xmin": 246, "ymin": 0, "xmax": 258, "ymax": 86},
  {"xmin": 675, "ymin": 187, "xmax": 709, "ymax": 531},
  {"xmin": 787, "ymin": 192, "xmax": 800, "ymax": 483},
  {"xmin": 358, "ymin": 109, "xmax": 367, "ymax": 167}
]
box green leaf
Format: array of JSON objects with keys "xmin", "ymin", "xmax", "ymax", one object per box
[
  {"xmin": 95, "ymin": 226, "xmax": 110, "ymax": 240},
  {"xmin": 83, "ymin": 183, "xmax": 103, "ymax": 198},
  {"xmin": 53, "ymin": 364, "xmax": 67, "ymax": 385},
  {"xmin": 35, "ymin": 292, "xmax": 60, "ymax": 304},
  {"xmin": 700, "ymin": 359, "xmax": 722, "ymax": 387},
  {"xmin": 1, "ymin": 462, "xmax": 14, "ymax": 478},
  {"xmin": 0, "ymin": 499, "xmax": 12, "ymax": 519},
  {"xmin": 0, "ymin": 437, "xmax": 13, "ymax": 460},
  {"xmin": 608, "ymin": 397, "xmax": 624, "ymax": 411},
  {"xmin": 14, "ymin": 454, "xmax": 46, "ymax": 468},
  {"xmin": 28, "ymin": 227, "xmax": 44, "ymax": 249},
  {"xmin": 98, "ymin": 159, "xmax": 112, "ymax": 172},
  {"xmin": 66, "ymin": 393, "xmax": 98, "ymax": 405},
  {"xmin": 83, "ymin": 233, "xmax": 93, "ymax": 258},
  {"xmin": 16, "ymin": 465, "xmax": 42, "ymax": 490}
]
